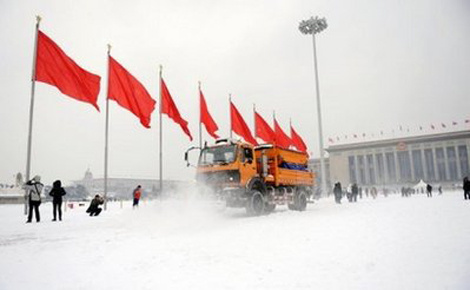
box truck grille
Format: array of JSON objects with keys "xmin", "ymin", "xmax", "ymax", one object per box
[{"xmin": 196, "ymin": 170, "xmax": 240, "ymax": 185}]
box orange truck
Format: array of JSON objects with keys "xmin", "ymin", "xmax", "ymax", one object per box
[{"xmin": 185, "ymin": 138, "xmax": 315, "ymax": 215}]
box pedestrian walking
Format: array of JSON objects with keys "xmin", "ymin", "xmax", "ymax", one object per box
[
  {"xmin": 49, "ymin": 180, "xmax": 66, "ymax": 221},
  {"xmin": 370, "ymin": 187, "xmax": 378, "ymax": 199},
  {"xmin": 133, "ymin": 185, "xmax": 142, "ymax": 208},
  {"xmin": 24, "ymin": 175, "xmax": 43, "ymax": 223},
  {"xmin": 463, "ymin": 177, "xmax": 470, "ymax": 200},
  {"xmin": 426, "ymin": 184, "xmax": 433, "ymax": 198},
  {"xmin": 351, "ymin": 183, "xmax": 358, "ymax": 202},
  {"xmin": 86, "ymin": 195, "xmax": 104, "ymax": 216},
  {"xmin": 333, "ymin": 182, "xmax": 342, "ymax": 204}
]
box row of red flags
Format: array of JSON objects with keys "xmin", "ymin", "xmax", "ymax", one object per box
[
  {"xmin": 34, "ymin": 29, "xmax": 307, "ymax": 152},
  {"xmin": 328, "ymin": 120, "xmax": 470, "ymax": 144}
]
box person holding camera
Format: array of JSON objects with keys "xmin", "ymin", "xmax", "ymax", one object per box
[
  {"xmin": 86, "ymin": 194, "xmax": 104, "ymax": 216},
  {"xmin": 24, "ymin": 175, "xmax": 44, "ymax": 223}
]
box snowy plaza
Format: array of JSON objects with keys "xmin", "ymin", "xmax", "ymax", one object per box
[{"xmin": 1, "ymin": 191, "xmax": 469, "ymax": 290}]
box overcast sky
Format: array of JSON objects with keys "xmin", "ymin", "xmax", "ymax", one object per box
[{"xmin": 0, "ymin": 0, "xmax": 469, "ymax": 185}]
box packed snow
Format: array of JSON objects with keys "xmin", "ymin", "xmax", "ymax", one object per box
[{"xmin": 1, "ymin": 191, "xmax": 470, "ymax": 290}]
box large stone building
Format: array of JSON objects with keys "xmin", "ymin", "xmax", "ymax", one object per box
[{"xmin": 325, "ymin": 130, "xmax": 470, "ymax": 190}]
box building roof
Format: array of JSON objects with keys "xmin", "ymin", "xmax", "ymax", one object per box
[{"xmin": 326, "ymin": 130, "xmax": 470, "ymax": 153}]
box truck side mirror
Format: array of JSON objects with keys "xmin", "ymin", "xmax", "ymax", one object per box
[{"xmin": 184, "ymin": 146, "xmax": 201, "ymax": 168}]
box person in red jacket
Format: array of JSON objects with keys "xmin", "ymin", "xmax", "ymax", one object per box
[{"xmin": 133, "ymin": 185, "xmax": 142, "ymax": 208}]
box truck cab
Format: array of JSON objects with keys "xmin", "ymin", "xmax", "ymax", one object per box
[{"xmin": 196, "ymin": 139, "xmax": 257, "ymax": 189}]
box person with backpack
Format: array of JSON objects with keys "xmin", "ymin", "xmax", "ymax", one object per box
[
  {"xmin": 49, "ymin": 180, "xmax": 66, "ymax": 221},
  {"xmin": 24, "ymin": 175, "xmax": 44, "ymax": 223}
]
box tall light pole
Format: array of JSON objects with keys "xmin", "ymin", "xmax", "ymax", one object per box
[{"xmin": 299, "ymin": 16, "xmax": 328, "ymax": 197}]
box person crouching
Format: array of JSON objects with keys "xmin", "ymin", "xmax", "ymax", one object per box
[{"xmin": 86, "ymin": 195, "xmax": 104, "ymax": 216}]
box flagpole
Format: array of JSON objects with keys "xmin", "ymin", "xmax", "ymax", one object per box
[
  {"xmin": 273, "ymin": 110, "xmax": 276, "ymax": 147},
  {"xmin": 25, "ymin": 15, "xmax": 41, "ymax": 215},
  {"xmin": 159, "ymin": 65, "xmax": 163, "ymax": 197},
  {"xmin": 253, "ymin": 104, "xmax": 256, "ymax": 140},
  {"xmin": 104, "ymin": 44, "xmax": 111, "ymax": 211},
  {"xmin": 198, "ymin": 81, "xmax": 202, "ymax": 149},
  {"xmin": 229, "ymin": 94, "xmax": 232, "ymax": 139},
  {"xmin": 290, "ymin": 118, "xmax": 292, "ymax": 135}
]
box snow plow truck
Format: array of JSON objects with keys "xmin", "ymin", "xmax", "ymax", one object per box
[{"xmin": 185, "ymin": 138, "xmax": 315, "ymax": 215}]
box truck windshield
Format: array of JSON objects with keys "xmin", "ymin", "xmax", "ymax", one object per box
[{"xmin": 199, "ymin": 145, "xmax": 237, "ymax": 166}]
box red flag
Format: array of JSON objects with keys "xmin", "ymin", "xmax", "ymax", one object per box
[
  {"xmin": 35, "ymin": 31, "xmax": 101, "ymax": 110},
  {"xmin": 274, "ymin": 119, "xmax": 292, "ymax": 149},
  {"xmin": 199, "ymin": 89, "xmax": 219, "ymax": 139},
  {"xmin": 291, "ymin": 126, "xmax": 307, "ymax": 152},
  {"xmin": 255, "ymin": 112, "xmax": 275, "ymax": 143},
  {"xmin": 230, "ymin": 102, "xmax": 257, "ymax": 145},
  {"xmin": 161, "ymin": 79, "xmax": 193, "ymax": 141},
  {"xmin": 108, "ymin": 56, "xmax": 156, "ymax": 128}
]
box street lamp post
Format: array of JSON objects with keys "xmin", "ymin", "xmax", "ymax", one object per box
[{"xmin": 299, "ymin": 16, "xmax": 328, "ymax": 197}]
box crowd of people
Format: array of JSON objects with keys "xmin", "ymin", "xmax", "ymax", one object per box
[
  {"xmin": 23, "ymin": 175, "xmax": 144, "ymax": 223},
  {"xmin": 332, "ymin": 176, "xmax": 470, "ymax": 204}
]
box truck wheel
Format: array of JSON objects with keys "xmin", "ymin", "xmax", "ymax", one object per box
[
  {"xmin": 295, "ymin": 192, "xmax": 307, "ymax": 211},
  {"xmin": 265, "ymin": 203, "xmax": 276, "ymax": 213},
  {"xmin": 246, "ymin": 190, "xmax": 265, "ymax": 216}
]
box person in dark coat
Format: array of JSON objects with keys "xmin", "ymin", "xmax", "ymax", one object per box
[
  {"xmin": 49, "ymin": 180, "xmax": 66, "ymax": 221},
  {"xmin": 464, "ymin": 177, "xmax": 470, "ymax": 200},
  {"xmin": 86, "ymin": 195, "xmax": 104, "ymax": 216},
  {"xmin": 351, "ymin": 183, "xmax": 359, "ymax": 202},
  {"xmin": 24, "ymin": 175, "xmax": 44, "ymax": 223},
  {"xmin": 426, "ymin": 184, "xmax": 433, "ymax": 198},
  {"xmin": 333, "ymin": 182, "xmax": 342, "ymax": 204}
]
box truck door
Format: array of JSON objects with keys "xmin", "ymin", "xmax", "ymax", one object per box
[{"xmin": 239, "ymin": 146, "xmax": 257, "ymax": 186}]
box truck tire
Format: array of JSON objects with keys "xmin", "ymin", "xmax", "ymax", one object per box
[
  {"xmin": 288, "ymin": 191, "xmax": 307, "ymax": 211},
  {"xmin": 246, "ymin": 190, "xmax": 265, "ymax": 216},
  {"xmin": 265, "ymin": 202, "xmax": 276, "ymax": 213},
  {"xmin": 295, "ymin": 191, "xmax": 307, "ymax": 211}
]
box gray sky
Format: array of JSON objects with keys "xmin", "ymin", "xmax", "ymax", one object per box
[{"xmin": 1, "ymin": 0, "xmax": 469, "ymax": 185}]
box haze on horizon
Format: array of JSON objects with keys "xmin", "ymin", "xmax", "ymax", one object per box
[{"xmin": 0, "ymin": 0, "xmax": 469, "ymax": 186}]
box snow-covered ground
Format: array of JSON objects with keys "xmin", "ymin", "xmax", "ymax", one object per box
[{"xmin": 1, "ymin": 191, "xmax": 470, "ymax": 290}]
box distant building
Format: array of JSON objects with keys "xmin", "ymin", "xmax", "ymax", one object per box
[
  {"xmin": 75, "ymin": 169, "xmax": 194, "ymax": 200},
  {"xmin": 326, "ymin": 130, "xmax": 470, "ymax": 189},
  {"xmin": 308, "ymin": 158, "xmax": 331, "ymax": 195}
]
